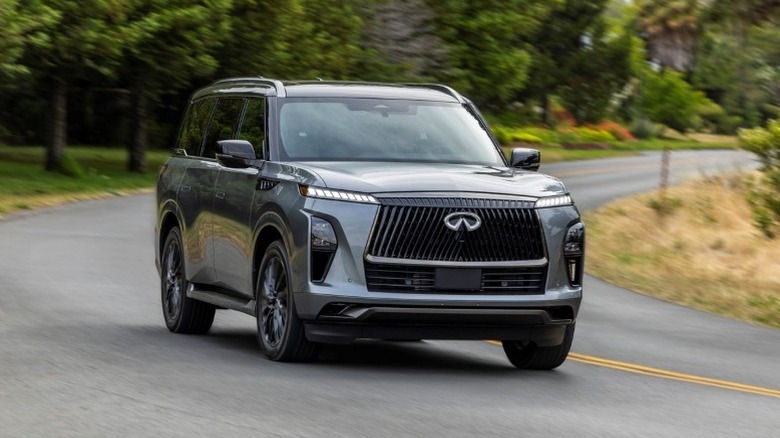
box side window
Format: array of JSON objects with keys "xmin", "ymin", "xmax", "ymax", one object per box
[
  {"xmin": 238, "ymin": 98, "xmax": 267, "ymax": 159},
  {"xmin": 177, "ymin": 98, "xmax": 216, "ymax": 156},
  {"xmin": 203, "ymin": 98, "xmax": 245, "ymax": 159}
]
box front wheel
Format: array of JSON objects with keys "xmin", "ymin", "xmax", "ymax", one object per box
[
  {"xmin": 256, "ymin": 240, "xmax": 319, "ymax": 362},
  {"xmin": 502, "ymin": 323, "xmax": 575, "ymax": 370},
  {"xmin": 160, "ymin": 226, "xmax": 215, "ymax": 334}
]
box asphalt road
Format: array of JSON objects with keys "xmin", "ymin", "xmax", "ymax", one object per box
[{"xmin": 1, "ymin": 149, "xmax": 777, "ymax": 437}]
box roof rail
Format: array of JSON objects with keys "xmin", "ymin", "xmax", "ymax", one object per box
[
  {"xmin": 402, "ymin": 83, "xmax": 465, "ymax": 103},
  {"xmin": 210, "ymin": 77, "xmax": 286, "ymax": 97}
]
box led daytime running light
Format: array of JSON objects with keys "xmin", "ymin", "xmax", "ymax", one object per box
[
  {"xmin": 535, "ymin": 194, "xmax": 573, "ymax": 208},
  {"xmin": 300, "ymin": 185, "xmax": 379, "ymax": 204}
]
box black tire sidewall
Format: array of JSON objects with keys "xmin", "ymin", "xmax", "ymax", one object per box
[
  {"xmin": 161, "ymin": 227, "xmax": 186, "ymax": 331},
  {"xmin": 256, "ymin": 240, "xmax": 295, "ymax": 359}
]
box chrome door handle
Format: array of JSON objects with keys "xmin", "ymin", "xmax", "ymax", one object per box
[
  {"xmin": 216, "ymin": 191, "xmax": 226, "ymax": 199},
  {"xmin": 180, "ymin": 185, "xmax": 192, "ymax": 193}
]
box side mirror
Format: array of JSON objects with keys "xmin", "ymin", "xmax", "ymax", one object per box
[
  {"xmin": 216, "ymin": 140, "xmax": 257, "ymax": 168},
  {"xmin": 510, "ymin": 148, "xmax": 540, "ymax": 171}
]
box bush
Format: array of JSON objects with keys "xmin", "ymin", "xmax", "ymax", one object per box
[
  {"xmin": 592, "ymin": 120, "xmax": 635, "ymax": 142},
  {"xmin": 739, "ymin": 119, "xmax": 780, "ymax": 238},
  {"xmin": 491, "ymin": 125, "xmax": 553, "ymax": 145},
  {"xmin": 629, "ymin": 118, "xmax": 660, "ymax": 139},
  {"xmin": 559, "ymin": 126, "xmax": 616, "ymax": 143}
]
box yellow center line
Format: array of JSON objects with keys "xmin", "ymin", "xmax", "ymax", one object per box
[{"xmin": 485, "ymin": 341, "xmax": 780, "ymax": 399}]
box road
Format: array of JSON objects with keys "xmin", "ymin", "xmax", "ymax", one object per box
[{"xmin": 1, "ymin": 149, "xmax": 777, "ymax": 437}]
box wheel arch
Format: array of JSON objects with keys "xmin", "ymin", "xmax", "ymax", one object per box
[{"xmin": 251, "ymin": 209, "xmax": 294, "ymax": 298}]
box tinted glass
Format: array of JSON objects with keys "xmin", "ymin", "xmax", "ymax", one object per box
[
  {"xmin": 277, "ymin": 98, "xmax": 503, "ymax": 165},
  {"xmin": 203, "ymin": 98, "xmax": 244, "ymax": 159},
  {"xmin": 238, "ymin": 98, "xmax": 266, "ymax": 159},
  {"xmin": 177, "ymin": 98, "xmax": 216, "ymax": 156}
]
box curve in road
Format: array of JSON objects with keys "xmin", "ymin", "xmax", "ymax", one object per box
[{"xmin": 1, "ymin": 149, "xmax": 777, "ymax": 437}]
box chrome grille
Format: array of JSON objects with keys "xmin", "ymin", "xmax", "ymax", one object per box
[
  {"xmin": 366, "ymin": 197, "xmax": 545, "ymax": 262},
  {"xmin": 364, "ymin": 263, "xmax": 547, "ymax": 294}
]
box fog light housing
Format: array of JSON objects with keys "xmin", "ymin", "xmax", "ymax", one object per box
[
  {"xmin": 311, "ymin": 217, "xmax": 337, "ymax": 283},
  {"xmin": 563, "ymin": 222, "xmax": 585, "ymax": 287}
]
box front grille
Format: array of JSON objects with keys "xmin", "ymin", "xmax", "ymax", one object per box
[
  {"xmin": 366, "ymin": 197, "xmax": 545, "ymax": 262},
  {"xmin": 364, "ymin": 263, "xmax": 547, "ymax": 294}
]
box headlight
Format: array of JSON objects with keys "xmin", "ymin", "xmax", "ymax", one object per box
[
  {"xmin": 300, "ymin": 185, "xmax": 378, "ymax": 204},
  {"xmin": 311, "ymin": 217, "xmax": 337, "ymax": 251},
  {"xmin": 563, "ymin": 222, "xmax": 585, "ymax": 287},
  {"xmin": 535, "ymin": 194, "xmax": 573, "ymax": 208},
  {"xmin": 310, "ymin": 217, "xmax": 337, "ymax": 283}
]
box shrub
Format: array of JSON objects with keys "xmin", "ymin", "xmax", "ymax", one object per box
[
  {"xmin": 739, "ymin": 119, "xmax": 780, "ymax": 238},
  {"xmin": 592, "ymin": 120, "xmax": 635, "ymax": 142},
  {"xmin": 559, "ymin": 126, "xmax": 616, "ymax": 143},
  {"xmin": 492, "ymin": 126, "xmax": 511, "ymax": 145},
  {"xmin": 490, "ymin": 125, "xmax": 554, "ymax": 145}
]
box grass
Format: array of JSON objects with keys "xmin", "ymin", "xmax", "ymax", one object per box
[
  {"xmin": 0, "ymin": 145, "xmax": 170, "ymax": 217},
  {"xmin": 584, "ymin": 173, "xmax": 780, "ymax": 329}
]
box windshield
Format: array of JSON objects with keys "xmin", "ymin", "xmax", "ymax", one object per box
[{"xmin": 277, "ymin": 98, "xmax": 504, "ymax": 165}]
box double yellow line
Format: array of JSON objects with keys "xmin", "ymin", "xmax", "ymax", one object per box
[{"xmin": 486, "ymin": 341, "xmax": 780, "ymax": 399}]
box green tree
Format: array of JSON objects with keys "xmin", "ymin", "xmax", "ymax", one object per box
[
  {"xmin": 17, "ymin": 0, "xmax": 128, "ymax": 172},
  {"xmin": 427, "ymin": 0, "xmax": 562, "ymax": 108},
  {"xmin": 122, "ymin": 0, "xmax": 232, "ymax": 172},
  {"xmin": 640, "ymin": 68, "xmax": 706, "ymax": 132},
  {"xmin": 636, "ymin": 0, "xmax": 701, "ymax": 71},
  {"xmin": 218, "ymin": 0, "xmax": 363, "ymax": 80},
  {"xmin": 525, "ymin": 0, "xmax": 631, "ymax": 124}
]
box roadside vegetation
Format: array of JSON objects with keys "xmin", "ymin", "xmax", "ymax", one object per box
[
  {"xmin": 0, "ymin": 146, "xmax": 168, "ymax": 217},
  {"xmin": 585, "ymin": 173, "xmax": 780, "ymax": 329},
  {"xmin": 585, "ymin": 117, "xmax": 780, "ymax": 328}
]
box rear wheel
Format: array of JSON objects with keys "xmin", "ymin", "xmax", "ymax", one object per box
[
  {"xmin": 161, "ymin": 227, "xmax": 215, "ymax": 334},
  {"xmin": 502, "ymin": 323, "xmax": 575, "ymax": 370},
  {"xmin": 256, "ymin": 240, "xmax": 319, "ymax": 362}
]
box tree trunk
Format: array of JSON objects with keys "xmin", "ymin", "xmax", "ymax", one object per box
[
  {"xmin": 128, "ymin": 84, "xmax": 148, "ymax": 173},
  {"xmin": 45, "ymin": 81, "xmax": 67, "ymax": 172}
]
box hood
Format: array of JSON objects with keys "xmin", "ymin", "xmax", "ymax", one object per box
[{"xmin": 294, "ymin": 161, "xmax": 567, "ymax": 198}]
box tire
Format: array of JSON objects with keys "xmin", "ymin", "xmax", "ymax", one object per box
[
  {"xmin": 502, "ymin": 323, "xmax": 575, "ymax": 370},
  {"xmin": 160, "ymin": 227, "xmax": 215, "ymax": 334},
  {"xmin": 256, "ymin": 240, "xmax": 319, "ymax": 362}
]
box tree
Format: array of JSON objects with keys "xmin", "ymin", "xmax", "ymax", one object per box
[
  {"xmin": 218, "ymin": 0, "xmax": 364, "ymax": 80},
  {"xmin": 640, "ymin": 68, "xmax": 707, "ymax": 132},
  {"xmin": 427, "ymin": 0, "xmax": 562, "ymax": 108},
  {"xmin": 636, "ymin": 0, "xmax": 701, "ymax": 71},
  {"xmin": 704, "ymin": 0, "xmax": 780, "ymax": 128},
  {"xmin": 18, "ymin": 0, "xmax": 127, "ymax": 172},
  {"xmin": 361, "ymin": 0, "xmax": 446, "ymax": 81},
  {"xmin": 525, "ymin": 0, "xmax": 631, "ymax": 123},
  {"xmin": 122, "ymin": 0, "xmax": 232, "ymax": 172}
]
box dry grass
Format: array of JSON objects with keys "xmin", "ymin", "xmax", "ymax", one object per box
[{"xmin": 585, "ymin": 173, "xmax": 780, "ymax": 328}]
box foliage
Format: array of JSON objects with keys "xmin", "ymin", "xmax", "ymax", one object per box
[
  {"xmin": 739, "ymin": 119, "xmax": 780, "ymax": 238},
  {"xmin": 427, "ymin": 0, "xmax": 562, "ymax": 108},
  {"xmin": 219, "ymin": 0, "xmax": 364, "ymax": 80},
  {"xmin": 636, "ymin": 0, "xmax": 701, "ymax": 71},
  {"xmin": 525, "ymin": 0, "xmax": 631, "ymax": 123},
  {"xmin": 559, "ymin": 126, "xmax": 617, "ymax": 143},
  {"xmin": 639, "ymin": 69, "xmax": 708, "ymax": 132},
  {"xmin": 593, "ymin": 120, "xmax": 635, "ymax": 141}
]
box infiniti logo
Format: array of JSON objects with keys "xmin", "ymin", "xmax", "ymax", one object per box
[{"xmin": 443, "ymin": 212, "xmax": 482, "ymax": 232}]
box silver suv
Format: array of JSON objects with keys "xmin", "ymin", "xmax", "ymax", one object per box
[{"xmin": 155, "ymin": 78, "xmax": 584, "ymax": 369}]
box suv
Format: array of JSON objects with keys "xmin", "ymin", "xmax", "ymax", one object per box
[{"xmin": 155, "ymin": 78, "xmax": 584, "ymax": 369}]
